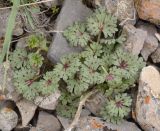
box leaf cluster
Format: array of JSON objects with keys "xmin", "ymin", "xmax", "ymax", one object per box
[
  {"xmin": 9, "ymin": 8, "xmax": 145, "ymax": 123},
  {"xmin": 57, "ymin": 7, "xmax": 145, "ymax": 123},
  {"xmin": 9, "ymin": 34, "xmax": 52, "ymax": 100}
]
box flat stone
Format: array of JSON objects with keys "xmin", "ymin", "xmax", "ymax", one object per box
[
  {"xmin": 151, "ymin": 47, "xmax": 160, "ymax": 63},
  {"xmin": 0, "ymin": 107, "xmax": 18, "ymax": 131},
  {"xmin": 36, "ymin": 111, "xmax": 61, "ymax": 131},
  {"xmin": 122, "ymin": 24, "xmax": 147, "ymax": 55},
  {"xmin": 135, "ymin": 0, "xmax": 160, "ymax": 25},
  {"xmin": 137, "ymin": 22, "xmax": 158, "ymax": 61},
  {"xmin": 34, "ymin": 90, "xmax": 60, "ymax": 110},
  {"xmin": 77, "ymin": 117, "xmax": 141, "ymax": 131},
  {"xmin": 16, "ymin": 99, "xmax": 37, "ymax": 127},
  {"xmin": 136, "ymin": 66, "xmax": 160, "ymax": 131},
  {"xmin": 85, "ymin": 92, "xmax": 106, "ymax": 116},
  {"xmin": 47, "ymin": 0, "xmax": 91, "ymax": 63}
]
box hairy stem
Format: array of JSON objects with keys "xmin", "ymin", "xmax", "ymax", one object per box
[{"xmin": 65, "ymin": 89, "xmax": 98, "ymax": 131}]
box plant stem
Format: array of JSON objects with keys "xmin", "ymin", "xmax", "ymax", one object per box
[
  {"xmin": 65, "ymin": 89, "xmax": 98, "ymax": 131},
  {"xmin": 97, "ymin": 32, "xmax": 101, "ymax": 44},
  {"xmin": 101, "ymin": 65, "xmax": 107, "ymax": 74}
]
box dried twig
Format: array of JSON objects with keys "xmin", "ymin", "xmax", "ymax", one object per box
[
  {"xmin": 65, "ymin": 90, "xmax": 98, "ymax": 131},
  {"xmin": 119, "ymin": 8, "xmax": 136, "ymax": 26}
]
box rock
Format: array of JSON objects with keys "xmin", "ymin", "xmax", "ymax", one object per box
[
  {"xmin": 34, "ymin": 90, "xmax": 60, "ymax": 110},
  {"xmin": 57, "ymin": 116, "xmax": 72, "ymax": 129},
  {"xmin": 16, "ymin": 99, "xmax": 37, "ymax": 127},
  {"xmin": 77, "ymin": 117, "xmax": 141, "ymax": 131},
  {"xmin": 0, "ymin": 63, "xmax": 20, "ymax": 102},
  {"xmin": 35, "ymin": 111, "xmax": 61, "ymax": 131},
  {"xmin": 30, "ymin": 127, "xmax": 37, "ymax": 131},
  {"xmin": 57, "ymin": 109, "xmax": 91, "ymax": 130},
  {"xmin": 0, "ymin": 107, "xmax": 18, "ymax": 131},
  {"xmin": 151, "ymin": 47, "xmax": 160, "ymax": 63},
  {"xmin": 135, "ymin": 0, "xmax": 160, "ymax": 25},
  {"xmin": 85, "ymin": 0, "xmax": 136, "ymax": 25},
  {"xmin": 14, "ymin": 125, "xmax": 30, "ymax": 131},
  {"xmin": 43, "ymin": 0, "xmax": 63, "ymax": 7},
  {"xmin": 47, "ymin": 0, "xmax": 91, "ymax": 63},
  {"xmin": 85, "ymin": 92, "xmax": 106, "ymax": 116},
  {"xmin": 105, "ymin": 0, "xmax": 137, "ymax": 25},
  {"xmin": 122, "ymin": 24, "xmax": 147, "ymax": 55},
  {"xmin": 81, "ymin": 109, "xmax": 91, "ymax": 117},
  {"xmin": 137, "ymin": 22, "xmax": 158, "ymax": 61},
  {"xmin": 136, "ymin": 66, "xmax": 160, "ymax": 131},
  {"xmin": 16, "ymin": 37, "xmax": 28, "ymax": 49},
  {"xmin": 0, "ymin": 9, "xmax": 23, "ymax": 38},
  {"xmin": 155, "ymin": 33, "xmax": 160, "ymax": 42}
]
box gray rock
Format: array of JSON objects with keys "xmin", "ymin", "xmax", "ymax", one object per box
[
  {"xmin": 16, "ymin": 99, "xmax": 37, "ymax": 127},
  {"xmin": 85, "ymin": 0, "xmax": 137, "ymax": 25},
  {"xmin": 16, "ymin": 37, "xmax": 28, "ymax": 49},
  {"xmin": 0, "ymin": 108, "xmax": 18, "ymax": 131},
  {"xmin": 36, "ymin": 111, "xmax": 61, "ymax": 131},
  {"xmin": 0, "ymin": 63, "xmax": 20, "ymax": 102},
  {"xmin": 137, "ymin": 22, "xmax": 158, "ymax": 61},
  {"xmin": 136, "ymin": 66, "xmax": 160, "ymax": 131},
  {"xmin": 0, "ymin": 9, "xmax": 23, "ymax": 38},
  {"xmin": 151, "ymin": 47, "xmax": 160, "ymax": 63},
  {"xmin": 122, "ymin": 24, "xmax": 147, "ymax": 55},
  {"xmin": 47, "ymin": 0, "xmax": 91, "ymax": 63},
  {"xmin": 85, "ymin": 92, "xmax": 106, "ymax": 116},
  {"xmin": 34, "ymin": 90, "xmax": 61, "ymax": 110},
  {"xmin": 57, "ymin": 116, "xmax": 72, "ymax": 130},
  {"xmin": 76, "ymin": 117, "xmax": 141, "ymax": 131},
  {"xmin": 43, "ymin": 0, "xmax": 63, "ymax": 7},
  {"xmin": 105, "ymin": 0, "xmax": 137, "ymax": 25}
]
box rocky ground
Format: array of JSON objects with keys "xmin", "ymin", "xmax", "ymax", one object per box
[{"xmin": 0, "ymin": 0, "xmax": 160, "ymax": 131}]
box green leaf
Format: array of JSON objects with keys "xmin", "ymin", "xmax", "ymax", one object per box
[
  {"xmin": 28, "ymin": 53, "xmax": 44, "ymax": 68},
  {"xmin": 63, "ymin": 22, "xmax": 90, "ymax": 47}
]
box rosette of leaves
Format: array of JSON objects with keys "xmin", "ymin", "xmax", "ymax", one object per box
[
  {"xmin": 13, "ymin": 67, "xmax": 38, "ymax": 100},
  {"xmin": 54, "ymin": 54, "xmax": 81, "ymax": 80},
  {"xmin": 27, "ymin": 34, "xmax": 48, "ymax": 51},
  {"xmin": 63, "ymin": 22, "xmax": 90, "ymax": 47},
  {"xmin": 87, "ymin": 8, "xmax": 117, "ymax": 38},
  {"xmin": 112, "ymin": 48, "xmax": 145, "ymax": 79},
  {"xmin": 28, "ymin": 53, "xmax": 44, "ymax": 68},
  {"xmin": 38, "ymin": 71, "xmax": 60, "ymax": 95},
  {"xmin": 101, "ymin": 93, "xmax": 132, "ymax": 124},
  {"xmin": 9, "ymin": 48, "xmax": 28, "ymax": 69},
  {"xmin": 80, "ymin": 56, "xmax": 104, "ymax": 85}
]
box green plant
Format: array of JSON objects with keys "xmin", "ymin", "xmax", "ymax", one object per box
[
  {"xmin": 9, "ymin": 34, "xmax": 49, "ymax": 100},
  {"xmin": 51, "ymin": 5, "xmax": 59, "ymax": 15},
  {"xmin": 100, "ymin": 93, "xmax": 132, "ymax": 124},
  {"xmin": 9, "ymin": 8, "xmax": 145, "ymax": 123}
]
